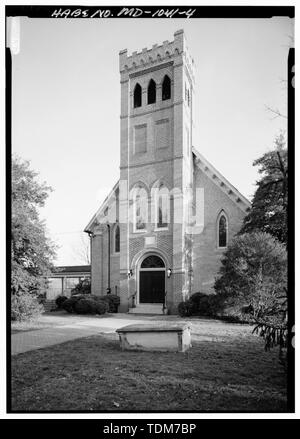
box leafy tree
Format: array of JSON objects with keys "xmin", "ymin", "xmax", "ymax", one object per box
[
  {"xmin": 11, "ymin": 156, "xmax": 56, "ymax": 318},
  {"xmin": 214, "ymin": 232, "xmax": 287, "ymax": 351},
  {"xmin": 240, "ymin": 133, "xmax": 287, "ymax": 244}
]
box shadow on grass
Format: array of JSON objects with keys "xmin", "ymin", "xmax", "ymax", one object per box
[{"xmin": 11, "ymin": 330, "xmax": 287, "ymax": 413}]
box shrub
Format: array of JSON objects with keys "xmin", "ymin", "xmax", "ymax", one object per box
[
  {"xmin": 178, "ymin": 293, "xmax": 221, "ymax": 317},
  {"xmin": 94, "ymin": 300, "xmax": 109, "ymax": 315},
  {"xmin": 178, "ymin": 292, "xmax": 226, "ymax": 319},
  {"xmin": 78, "ymin": 294, "xmax": 120, "ymax": 312},
  {"xmin": 71, "ymin": 278, "xmax": 91, "ymax": 296},
  {"xmin": 189, "ymin": 292, "xmax": 210, "ymax": 315},
  {"xmin": 178, "ymin": 300, "xmax": 193, "ymax": 317},
  {"xmin": 208, "ymin": 294, "xmax": 227, "ymax": 315},
  {"xmin": 73, "ymin": 298, "xmax": 109, "ymax": 315},
  {"xmin": 11, "ymin": 293, "xmax": 44, "ymax": 322},
  {"xmin": 55, "ymin": 295, "xmax": 68, "ymax": 309},
  {"xmin": 62, "ymin": 296, "xmax": 82, "ymax": 313},
  {"xmin": 197, "ymin": 293, "xmax": 225, "ymax": 316},
  {"xmin": 101, "ymin": 294, "xmax": 120, "ymax": 313},
  {"xmin": 189, "ymin": 292, "xmax": 206, "ymax": 306},
  {"xmin": 214, "ymin": 232, "xmax": 287, "ymax": 320},
  {"xmin": 62, "ymin": 294, "xmax": 110, "ymax": 315},
  {"xmin": 73, "ymin": 298, "xmax": 97, "ymax": 314}
]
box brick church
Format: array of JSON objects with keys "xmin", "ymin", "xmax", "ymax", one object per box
[{"xmin": 85, "ymin": 30, "xmax": 251, "ymax": 314}]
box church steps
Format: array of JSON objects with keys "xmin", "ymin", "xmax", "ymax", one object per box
[{"xmin": 128, "ymin": 304, "xmax": 165, "ymax": 315}]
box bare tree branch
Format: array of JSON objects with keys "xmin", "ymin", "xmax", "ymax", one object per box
[
  {"xmin": 72, "ymin": 233, "xmax": 91, "ymax": 265},
  {"xmin": 265, "ymin": 105, "xmax": 287, "ymax": 120}
]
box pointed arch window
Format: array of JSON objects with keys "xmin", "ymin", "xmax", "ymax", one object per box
[
  {"xmin": 153, "ymin": 185, "xmax": 169, "ymax": 229},
  {"xmin": 218, "ymin": 214, "xmax": 228, "ymax": 248},
  {"xmin": 133, "ymin": 186, "xmax": 148, "ymax": 232},
  {"xmin": 157, "ymin": 196, "xmax": 168, "ymax": 228},
  {"xmin": 162, "ymin": 75, "xmax": 171, "ymax": 101},
  {"xmin": 133, "ymin": 83, "xmax": 142, "ymax": 108},
  {"xmin": 147, "ymin": 79, "xmax": 156, "ymax": 104},
  {"xmin": 114, "ymin": 225, "xmax": 120, "ymax": 253}
]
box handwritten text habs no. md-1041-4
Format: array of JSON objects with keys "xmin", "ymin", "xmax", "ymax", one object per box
[{"xmin": 51, "ymin": 7, "xmax": 196, "ymax": 19}]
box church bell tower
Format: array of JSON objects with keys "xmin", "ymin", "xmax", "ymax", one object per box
[{"xmin": 118, "ymin": 29, "xmax": 195, "ymax": 313}]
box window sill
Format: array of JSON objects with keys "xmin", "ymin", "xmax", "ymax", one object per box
[
  {"xmin": 154, "ymin": 227, "xmax": 169, "ymax": 232},
  {"xmin": 133, "ymin": 229, "xmax": 146, "ymax": 234}
]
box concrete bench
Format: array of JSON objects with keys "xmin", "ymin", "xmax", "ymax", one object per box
[{"xmin": 116, "ymin": 322, "xmax": 192, "ymax": 352}]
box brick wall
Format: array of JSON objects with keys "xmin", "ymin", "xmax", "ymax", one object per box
[
  {"xmin": 91, "ymin": 232, "xmax": 103, "ymax": 295},
  {"xmin": 91, "ymin": 227, "xmax": 120, "ymax": 297},
  {"xmin": 192, "ymin": 167, "xmax": 246, "ymax": 294}
]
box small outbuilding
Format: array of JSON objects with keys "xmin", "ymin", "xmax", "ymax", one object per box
[{"xmin": 45, "ymin": 265, "xmax": 91, "ymax": 310}]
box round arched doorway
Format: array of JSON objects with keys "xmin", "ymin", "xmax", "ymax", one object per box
[{"xmin": 139, "ymin": 255, "xmax": 166, "ymax": 304}]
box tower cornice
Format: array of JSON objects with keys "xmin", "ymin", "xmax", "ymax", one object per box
[{"xmin": 119, "ymin": 29, "xmax": 195, "ymax": 85}]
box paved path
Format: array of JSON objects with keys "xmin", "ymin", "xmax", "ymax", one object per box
[
  {"xmin": 11, "ymin": 312, "xmax": 250, "ymax": 355},
  {"xmin": 11, "ymin": 313, "xmax": 178, "ymax": 355}
]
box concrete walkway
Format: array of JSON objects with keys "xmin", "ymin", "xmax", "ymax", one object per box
[{"xmin": 11, "ymin": 313, "xmax": 183, "ymax": 355}]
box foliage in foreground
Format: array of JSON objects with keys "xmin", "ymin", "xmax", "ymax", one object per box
[
  {"xmin": 11, "ymin": 292, "xmax": 44, "ymax": 322},
  {"xmin": 240, "ymin": 133, "xmax": 287, "ymax": 244},
  {"xmin": 239, "ymin": 135, "xmax": 289, "ymax": 358},
  {"xmin": 11, "ymin": 156, "xmax": 56, "ymax": 320},
  {"xmin": 214, "ymin": 231, "xmax": 288, "ymax": 351}
]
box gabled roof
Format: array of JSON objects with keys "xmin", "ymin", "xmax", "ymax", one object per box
[
  {"xmin": 192, "ymin": 147, "xmax": 251, "ymax": 213},
  {"xmin": 84, "ymin": 180, "xmax": 119, "ymax": 233},
  {"xmin": 85, "ymin": 150, "xmax": 251, "ymax": 233}
]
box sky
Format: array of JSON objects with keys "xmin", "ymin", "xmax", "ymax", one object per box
[{"xmin": 11, "ymin": 16, "xmax": 293, "ymax": 265}]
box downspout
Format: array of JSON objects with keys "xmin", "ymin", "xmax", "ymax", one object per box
[
  {"xmin": 86, "ymin": 230, "xmax": 93, "ymax": 280},
  {"xmin": 107, "ymin": 224, "xmax": 111, "ymax": 294},
  {"xmin": 86, "ymin": 231, "xmax": 93, "ymax": 265}
]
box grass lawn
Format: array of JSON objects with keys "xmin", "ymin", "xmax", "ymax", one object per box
[{"xmin": 11, "ymin": 321, "xmax": 287, "ymax": 412}]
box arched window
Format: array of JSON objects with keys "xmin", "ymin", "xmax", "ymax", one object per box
[
  {"xmin": 152, "ymin": 184, "xmax": 169, "ymax": 229},
  {"xmin": 147, "ymin": 79, "xmax": 156, "ymax": 104},
  {"xmin": 157, "ymin": 193, "xmax": 169, "ymax": 228},
  {"xmin": 133, "ymin": 83, "xmax": 142, "ymax": 108},
  {"xmin": 162, "ymin": 75, "xmax": 171, "ymax": 101},
  {"xmin": 133, "ymin": 186, "xmax": 148, "ymax": 232},
  {"xmin": 141, "ymin": 255, "xmax": 165, "ymax": 268},
  {"xmin": 114, "ymin": 225, "xmax": 120, "ymax": 253},
  {"xmin": 218, "ymin": 214, "xmax": 228, "ymax": 248}
]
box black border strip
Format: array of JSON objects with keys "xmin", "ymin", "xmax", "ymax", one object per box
[
  {"xmin": 287, "ymin": 47, "xmax": 295, "ymax": 413},
  {"xmin": 5, "ymin": 5, "xmax": 295, "ymax": 19},
  {"xmin": 1, "ymin": 419, "xmax": 300, "ymax": 434},
  {"xmin": 6, "ymin": 45, "xmax": 12, "ymax": 415}
]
